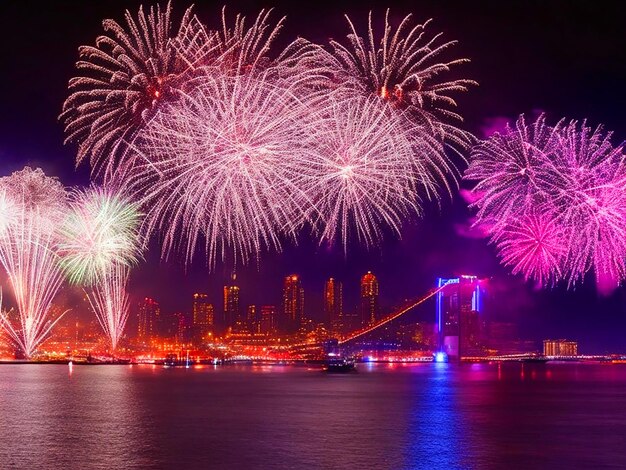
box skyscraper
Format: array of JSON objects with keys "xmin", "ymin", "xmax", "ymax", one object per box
[
  {"xmin": 260, "ymin": 305, "xmax": 277, "ymax": 335},
  {"xmin": 223, "ymin": 273, "xmax": 240, "ymax": 331},
  {"xmin": 282, "ymin": 275, "xmax": 304, "ymax": 332},
  {"xmin": 192, "ymin": 293, "xmax": 214, "ymax": 341},
  {"xmin": 360, "ymin": 271, "xmax": 379, "ymax": 326},
  {"xmin": 247, "ymin": 305, "xmax": 258, "ymax": 333},
  {"xmin": 192, "ymin": 293, "xmax": 214, "ymax": 327},
  {"xmin": 324, "ymin": 278, "xmax": 343, "ymax": 332},
  {"xmin": 436, "ymin": 275, "xmax": 486, "ymax": 360},
  {"xmin": 137, "ymin": 297, "xmax": 160, "ymax": 341},
  {"xmin": 174, "ymin": 311, "xmax": 191, "ymax": 343}
]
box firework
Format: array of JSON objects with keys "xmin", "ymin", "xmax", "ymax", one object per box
[
  {"xmin": 494, "ymin": 210, "xmax": 566, "ymax": 287},
  {"xmin": 85, "ymin": 263, "xmax": 132, "ymax": 351},
  {"xmin": 60, "ymin": 187, "xmax": 142, "ymax": 285},
  {"xmin": 61, "ymin": 2, "xmax": 212, "ymax": 174},
  {"xmin": 465, "ymin": 114, "xmax": 563, "ymax": 228},
  {"xmin": 117, "ymin": 68, "xmax": 313, "ymax": 265},
  {"xmin": 328, "ymin": 10, "xmax": 475, "ymax": 191},
  {"xmin": 66, "ymin": 5, "xmax": 476, "ymax": 264},
  {"xmin": 59, "ymin": 187, "xmax": 141, "ymax": 350},
  {"xmin": 302, "ymin": 93, "xmax": 422, "ymax": 249},
  {"xmin": 0, "ymin": 189, "xmax": 18, "ymax": 236},
  {"xmin": 556, "ymin": 121, "xmax": 626, "ymax": 288},
  {"xmin": 0, "ymin": 168, "xmax": 67, "ymax": 358},
  {"xmin": 466, "ymin": 115, "xmax": 626, "ymax": 289}
]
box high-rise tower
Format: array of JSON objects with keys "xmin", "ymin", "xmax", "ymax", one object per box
[
  {"xmin": 360, "ymin": 272, "xmax": 379, "ymax": 326},
  {"xmin": 324, "ymin": 278, "xmax": 343, "ymax": 332},
  {"xmin": 193, "ymin": 293, "xmax": 214, "ymax": 327},
  {"xmin": 192, "ymin": 293, "xmax": 214, "ymax": 340},
  {"xmin": 282, "ymin": 275, "xmax": 304, "ymax": 332},
  {"xmin": 137, "ymin": 297, "xmax": 160, "ymax": 340},
  {"xmin": 223, "ymin": 273, "xmax": 241, "ymax": 331}
]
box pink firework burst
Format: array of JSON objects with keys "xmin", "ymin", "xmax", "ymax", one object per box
[
  {"xmin": 494, "ymin": 210, "xmax": 566, "ymax": 287},
  {"xmin": 556, "ymin": 121, "xmax": 626, "ymax": 289},
  {"xmin": 465, "ymin": 114, "xmax": 564, "ymax": 230},
  {"xmin": 467, "ymin": 114, "xmax": 626, "ymax": 291},
  {"xmin": 302, "ymin": 93, "xmax": 422, "ymax": 250},
  {"xmin": 328, "ymin": 9, "xmax": 475, "ymax": 192},
  {"xmin": 61, "ymin": 2, "xmax": 212, "ymax": 174},
  {"xmin": 116, "ymin": 68, "xmax": 314, "ymax": 265}
]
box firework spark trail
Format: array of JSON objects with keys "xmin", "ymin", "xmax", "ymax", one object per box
[
  {"xmin": 466, "ymin": 114, "xmax": 626, "ymax": 290},
  {"xmin": 84, "ymin": 263, "xmax": 131, "ymax": 351},
  {"xmin": 216, "ymin": 8, "xmax": 285, "ymax": 73},
  {"xmin": 0, "ymin": 190, "xmax": 18, "ymax": 236},
  {"xmin": 61, "ymin": 2, "xmax": 211, "ymax": 176},
  {"xmin": 118, "ymin": 68, "xmax": 314, "ymax": 265},
  {"xmin": 301, "ymin": 93, "xmax": 422, "ymax": 249},
  {"xmin": 0, "ymin": 168, "xmax": 67, "ymax": 358},
  {"xmin": 60, "ymin": 188, "xmax": 142, "ymax": 350}
]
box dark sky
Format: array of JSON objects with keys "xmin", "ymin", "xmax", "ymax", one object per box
[{"xmin": 0, "ymin": 1, "xmax": 625, "ymax": 352}]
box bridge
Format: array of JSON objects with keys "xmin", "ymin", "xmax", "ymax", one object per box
[
  {"xmin": 338, "ymin": 285, "xmax": 446, "ymax": 344},
  {"xmin": 284, "ymin": 284, "xmax": 449, "ymax": 354}
]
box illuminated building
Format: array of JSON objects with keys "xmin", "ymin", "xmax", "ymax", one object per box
[
  {"xmin": 260, "ymin": 305, "xmax": 277, "ymax": 335},
  {"xmin": 192, "ymin": 293, "xmax": 214, "ymax": 327},
  {"xmin": 247, "ymin": 305, "xmax": 258, "ymax": 333},
  {"xmin": 174, "ymin": 312, "xmax": 191, "ymax": 343},
  {"xmin": 223, "ymin": 273, "xmax": 241, "ymax": 330},
  {"xmin": 543, "ymin": 339, "xmax": 578, "ymax": 357},
  {"xmin": 436, "ymin": 276, "xmax": 487, "ymax": 360},
  {"xmin": 137, "ymin": 297, "xmax": 160, "ymax": 340},
  {"xmin": 324, "ymin": 278, "xmax": 343, "ymax": 332},
  {"xmin": 282, "ymin": 275, "xmax": 304, "ymax": 332},
  {"xmin": 192, "ymin": 293, "xmax": 214, "ymax": 341},
  {"xmin": 360, "ymin": 271, "xmax": 379, "ymax": 326},
  {"xmin": 247, "ymin": 305, "xmax": 257, "ymax": 321}
]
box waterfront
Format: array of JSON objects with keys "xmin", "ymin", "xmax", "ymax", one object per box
[{"xmin": 1, "ymin": 363, "xmax": 625, "ymax": 469}]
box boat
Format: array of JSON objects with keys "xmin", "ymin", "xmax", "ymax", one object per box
[
  {"xmin": 521, "ymin": 356, "xmax": 549, "ymax": 363},
  {"xmin": 163, "ymin": 352, "xmax": 194, "ymax": 368},
  {"xmin": 324, "ymin": 356, "xmax": 356, "ymax": 373}
]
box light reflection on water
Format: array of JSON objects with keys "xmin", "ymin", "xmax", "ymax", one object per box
[{"xmin": 1, "ymin": 363, "xmax": 626, "ymax": 469}]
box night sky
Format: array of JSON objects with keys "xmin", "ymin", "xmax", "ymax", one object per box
[{"xmin": 1, "ymin": 1, "xmax": 625, "ymax": 352}]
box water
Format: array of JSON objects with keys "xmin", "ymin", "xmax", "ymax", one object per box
[{"xmin": 1, "ymin": 362, "xmax": 625, "ymax": 469}]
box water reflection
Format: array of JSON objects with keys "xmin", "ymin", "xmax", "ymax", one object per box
[
  {"xmin": 1, "ymin": 363, "xmax": 626, "ymax": 469},
  {"xmin": 0, "ymin": 365, "xmax": 154, "ymax": 469},
  {"xmin": 405, "ymin": 363, "xmax": 477, "ymax": 469}
]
